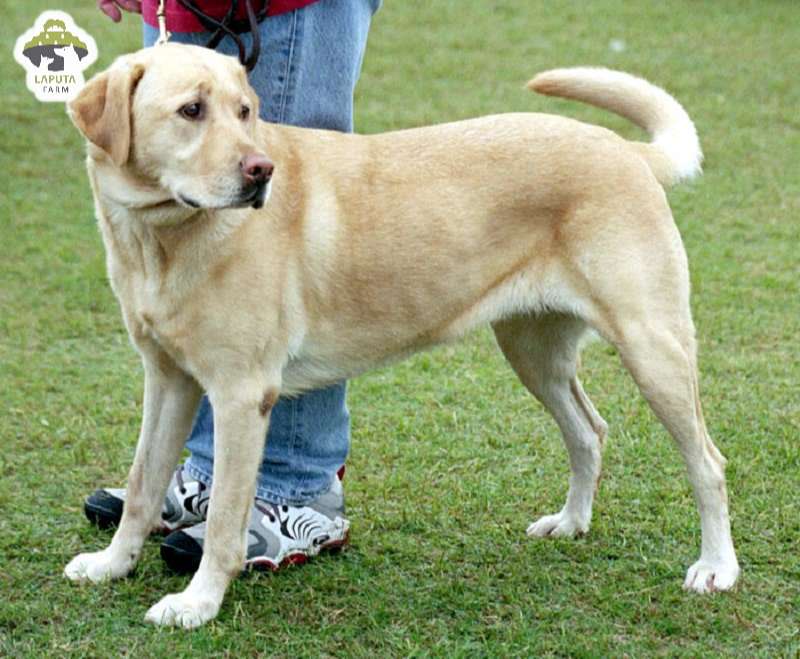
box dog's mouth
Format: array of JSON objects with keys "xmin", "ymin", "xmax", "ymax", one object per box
[
  {"xmin": 178, "ymin": 194, "xmax": 201, "ymax": 208},
  {"xmin": 236, "ymin": 182, "xmax": 268, "ymax": 209},
  {"xmin": 176, "ymin": 183, "xmax": 267, "ymax": 210}
]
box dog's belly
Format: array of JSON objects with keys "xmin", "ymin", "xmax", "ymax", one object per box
[{"xmin": 279, "ymin": 262, "xmax": 583, "ymax": 396}]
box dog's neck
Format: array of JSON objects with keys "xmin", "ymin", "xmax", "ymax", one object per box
[{"xmin": 88, "ymin": 159, "xmax": 255, "ymax": 289}]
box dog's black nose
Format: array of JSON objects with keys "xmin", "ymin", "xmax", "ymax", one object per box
[{"xmin": 240, "ymin": 154, "xmax": 274, "ymax": 184}]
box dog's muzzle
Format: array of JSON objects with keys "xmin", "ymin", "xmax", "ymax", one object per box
[
  {"xmin": 239, "ymin": 154, "xmax": 273, "ymax": 209},
  {"xmin": 240, "ymin": 181, "xmax": 268, "ymax": 209}
]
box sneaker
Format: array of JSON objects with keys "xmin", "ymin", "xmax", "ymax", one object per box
[
  {"xmin": 160, "ymin": 470, "xmax": 349, "ymax": 574},
  {"xmin": 83, "ymin": 465, "xmax": 210, "ymax": 533}
]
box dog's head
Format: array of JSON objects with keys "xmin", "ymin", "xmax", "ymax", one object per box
[{"xmin": 68, "ymin": 43, "xmax": 272, "ymax": 211}]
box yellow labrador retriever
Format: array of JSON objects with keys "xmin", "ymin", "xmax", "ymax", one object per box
[{"xmin": 64, "ymin": 43, "xmax": 739, "ymax": 627}]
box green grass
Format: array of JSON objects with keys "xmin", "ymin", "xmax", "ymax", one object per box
[{"xmin": 2, "ymin": 0, "xmax": 799, "ymax": 656}]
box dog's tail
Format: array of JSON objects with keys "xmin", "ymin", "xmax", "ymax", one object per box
[{"xmin": 528, "ymin": 67, "xmax": 702, "ymax": 187}]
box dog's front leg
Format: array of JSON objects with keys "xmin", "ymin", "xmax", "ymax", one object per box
[
  {"xmin": 145, "ymin": 375, "xmax": 278, "ymax": 629},
  {"xmin": 65, "ymin": 349, "xmax": 201, "ymax": 583}
]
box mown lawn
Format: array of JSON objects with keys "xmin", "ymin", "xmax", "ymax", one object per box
[{"xmin": 1, "ymin": 0, "xmax": 798, "ymax": 656}]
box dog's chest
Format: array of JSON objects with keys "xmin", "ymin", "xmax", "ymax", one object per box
[
  {"xmin": 138, "ymin": 308, "xmax": 191, "ymax": 368},
  {"xmin": 126, "ymin": 278, "xmax": 196, "ymax": 373},
  {"xmin": 107, "ymin": 231, "xmax": 204, "ymax": 374}
]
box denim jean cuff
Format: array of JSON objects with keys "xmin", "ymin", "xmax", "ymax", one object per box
[
  {"xmin": 182, "ymin": 460, "xmax": 213, "ymax": 490},
  {"xmin": 184, "ymin": 459, "xmax": 337, "ymax": 507},
  {"xmin": 254, "ymin": 477, "xmax": 335, "ymax": 507}
]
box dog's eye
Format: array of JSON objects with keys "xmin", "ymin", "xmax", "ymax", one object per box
[
  {"xmin": 240, "ymin": 105, "xmax": 250, "ymax": 121},
  {"xmin": 179, "ymin": 102, "xmax": 204, "ymax": 120}
]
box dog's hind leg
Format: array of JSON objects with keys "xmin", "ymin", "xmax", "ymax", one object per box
[
  {"xmin": 544, "ymin": 185, "xmax": 740, "ymax": 592},
  {"xmin": 65, "ymin": 347, "xmax": 202, "ymax": 583},
  {"xmin": 493, "ymin": 313, "xmax": 607, "ymax": 538},
  {"xmin": 600, "ymin": 309, "xmax": 739, "ymax": 593}
]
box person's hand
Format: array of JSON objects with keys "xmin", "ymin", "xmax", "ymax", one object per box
[{"xmin": 98, "ymin": 0, "xmax": 142, "ymax": 22}]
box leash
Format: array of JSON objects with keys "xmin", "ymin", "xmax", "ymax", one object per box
[
  {"xmin": 155, "ymin": 0, "xmax": 269, "ymax": 71},
  {"xmin": 155, "ymin": 0, "xmax": 171, "ymax": 45}
]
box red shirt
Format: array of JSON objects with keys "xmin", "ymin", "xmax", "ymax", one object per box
[{"xmin": 142, "ymin": 0, "xmax": 319, "ymax": 33}]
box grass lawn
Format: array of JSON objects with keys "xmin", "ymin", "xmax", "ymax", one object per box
[{"xmin": 1, "ymin": 0, "xmax": 798, "ymax": 655}]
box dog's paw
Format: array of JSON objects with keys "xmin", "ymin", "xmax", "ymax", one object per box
[
  {"xmin": 64, "ymin": 549, "xmax": 135, "ymax": 583},
  {"xmin": 145, "ymin": 591, "xmax": 220, "ymax": 629},
  {"xmin": 683, "ymin": 558, "xmax": 740, "ymax": 594},
  {"xmin": 526, "ymin": 511, "xmax": 588, "ymax": 538}
]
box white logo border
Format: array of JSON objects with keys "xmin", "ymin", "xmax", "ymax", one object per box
[{"xmin": 13, "ymin": 10, "xmax": 98, "ymax": 103}]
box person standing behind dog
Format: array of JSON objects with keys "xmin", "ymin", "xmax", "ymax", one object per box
[{"xmin": 85, "ymin": 0, "xmax": 379, "ymax": 572}]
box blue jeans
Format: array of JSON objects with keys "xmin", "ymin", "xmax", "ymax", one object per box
[{"xmin": 143, "ymin": 0, "xmax": 378, "ymax": 505}]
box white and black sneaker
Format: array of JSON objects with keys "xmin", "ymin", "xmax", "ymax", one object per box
[
  {"xmin": 160, "ymin": 468, "xmax": 349, "ymax": 574},
  {"xmin": 83, "ymin": 465, "xmax": 210, "ymax": 533}
]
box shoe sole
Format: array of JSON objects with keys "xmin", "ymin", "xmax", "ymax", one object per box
[
  {"xmin": 160, "ymin": 530, "xmax": 350, "ymax": 575},
  {"xmin": 246, "ymin": 529, "xmax": 350, "ymax": 572}
]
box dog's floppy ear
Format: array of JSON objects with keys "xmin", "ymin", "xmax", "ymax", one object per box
[{"xmin": 68, "ymin": 61, "xmax": 145, "ymax": 167}]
